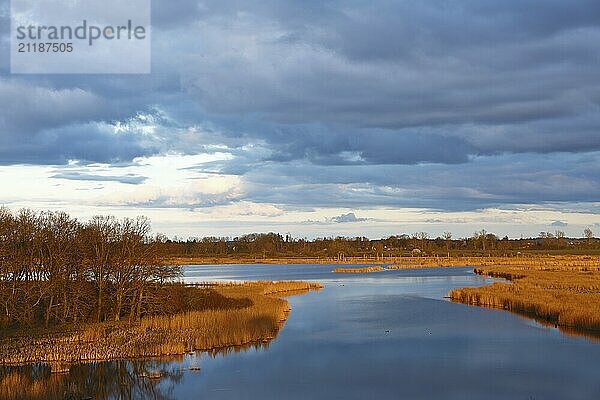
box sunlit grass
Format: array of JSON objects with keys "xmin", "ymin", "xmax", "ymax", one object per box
[
  {"xmin": 450, "ymin": 258, "xmax": 600, "ymax": 334},
  {"xmin": 0, "ymin": 281, "xmax": 322, "ymax": 368}
]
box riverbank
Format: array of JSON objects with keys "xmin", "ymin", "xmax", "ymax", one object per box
[
  {"xmin": 450, "ymin": 262, "xmax": 600, "ymax": 336},
  {"xmin": 0, "ymin": 281, "xmax": 322, "ymax": 369}
]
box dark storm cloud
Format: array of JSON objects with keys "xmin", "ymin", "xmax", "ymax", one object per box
[
  {"xmin": 0, "ymin": 122, "xmax": 158, "ymax": 165},
  {"xmin": 318, "ymin": 1, "xmax": 600, "ymax": 62},
  {"xmin": 180, "ymin": 0, "xmax": 600, "ymax": 130},
  {"xmin": 265, "ymin": 128, "xmax": 475, "ymax": 165},
  {"xmin": 4, "ymin": 0, "xmax": 600, "ymax": 163},
  {"xmin": 0, "ymin": 77, "xmax": 186, "ymax": 165}
]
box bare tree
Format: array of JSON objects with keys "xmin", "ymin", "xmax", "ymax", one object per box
[
  {"xmin": 82, "ymin": 215, "xmax": 119, "ymax": 322},
  {"xmin": 0, "ymin": 209, "xmax": 179, "ymax": 328},
  {"xmin": 584, "ymin": 228, "xmax": 594, "ymax": 244},
  {"xmin": 442, "ymin": 232, "xmax": 452, "ymax": 257},
  {"xmin": 474, "ymin": 229, "xmax": 487, "ymax": 252}
]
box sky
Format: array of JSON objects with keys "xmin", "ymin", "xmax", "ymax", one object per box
[{"xmin": 1, "ymin": 0, "xmax": 599, "ymax": 239}]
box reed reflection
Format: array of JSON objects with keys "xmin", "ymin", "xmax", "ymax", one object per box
[{"xmin": 0, "ymin": 358, "xmax": 182, "ymax": 400}]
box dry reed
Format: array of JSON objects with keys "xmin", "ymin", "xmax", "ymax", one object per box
[
  {"xmin": 0, "ymin": 281, "xmax": 322, "ymax": 368},
  {"xmin": 450, "ymin": 259, "xmax": 600, "ymax": 334}
]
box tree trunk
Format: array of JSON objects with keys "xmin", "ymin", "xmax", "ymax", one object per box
[
  {"xmin": 97, "ymin": 283, "xmax": 103, "ymax": 323},
  {"xmin": 114, "ymin": 290, "xmax": 123, "ymax": 322},
  {"xmin": 128, "ymin": 289, "xmax": 138, "ymax": 321},
  {"xmin": 45, "ymin": 295, "xmax": 54, "ymax": 327},
  {"xmin": 137, "ymin": 286, "xmax": 144, "ymax": 321},
  {"xmin": 62, "ymin": 291, "xmax": 68, "ymax": 322}
]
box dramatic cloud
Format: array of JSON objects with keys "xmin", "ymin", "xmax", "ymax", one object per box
[
  {"xmin": 0, "ymin": 0, "xmax": 599, "ymax": 236},
  {"xmin": 0, "ymin": 120, "xmax": 159, "ymax": 165}
]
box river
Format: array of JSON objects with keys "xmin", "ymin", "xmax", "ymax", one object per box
[{"xmin": 5, "ymin": 264, "xmax": 600, "ymax": 399}]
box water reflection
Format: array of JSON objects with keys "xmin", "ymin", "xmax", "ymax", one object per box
[
  {"xmin": 0, "ymin": 340, "xmax": 276, "ymax": 400},
  {"xmin": 515, "ymin": 313, "xmax": 600, "ymax": 342},
  {"xmin": 0, "ymin": 360, "xmax": 182, "ymax": 400}
]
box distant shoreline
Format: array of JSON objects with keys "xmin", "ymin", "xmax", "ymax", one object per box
[{"xmin": 165, "ymin": 254, "xmax": 599, "ymax": 268}]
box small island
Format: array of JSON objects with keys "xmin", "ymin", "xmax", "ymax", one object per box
[{"xmin": 333, "ymin": 266, "xmax": 384, "ymax": 274}]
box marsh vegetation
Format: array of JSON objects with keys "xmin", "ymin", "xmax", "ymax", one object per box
[
  {"xmin": 450, "ymin": 257, "xmax": 600, "ymax": 335},
  {"xmin": 0, "ymin": 281, "xmax": 322, "ymax": 366}
]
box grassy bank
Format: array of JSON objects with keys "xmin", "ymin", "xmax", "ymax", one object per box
[
  {"xmin": 0, "ymin": 281, "xmax": 322, "ymax": 369},
  {"xmin": 449, "ymin": 260, "xmax": 600, "ymax": 336}
]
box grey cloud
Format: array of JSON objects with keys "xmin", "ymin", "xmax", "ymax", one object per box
[
  {"xmin": 51, "ymin": 171, "xmax": 147, "ymax": 185},
  {"xmin": 179, "ymin": 0, "xmax": 600, "ymax": 139},
  {"xmin": 331, "ymin": 213, "xmax": 368, "ymax": 223},
  {"xmin": 550, "ymin": 221, "xmax": 568, "ymax": 227},
  {"xmin": 241, "ymin": 152, "xmax": 600, "ymax": 210},
  {"xmin": 0, "ymin": 122, "xmax": 158, "ymax": 165},
  {"xmin": 301, "ymin": 212, "xmax": 371, "ymax": 225},
  {"xmin": 151, "ymin": 0, "xmax": 204, "ymax": 28},
  {"xmin": 261, "ymin": 128, "xmax": 475, "ymax": 166},
  {"xmin": 3, "ymin": 0, "xmax": 600, "ymax": 167},
  {"xmin": 112, "ymin": 190, "xmax": 242, "ymax": 209},
  {"xmin": 0, "ymin": 80, "xmax": 107, "ymax": 138}
]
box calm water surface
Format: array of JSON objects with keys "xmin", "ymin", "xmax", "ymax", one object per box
[{"xmin": 10, "ymin": 265, "xmax": 600, "ymax": 399}]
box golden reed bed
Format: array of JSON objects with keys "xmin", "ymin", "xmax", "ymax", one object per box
[
  {"xmin": 448, "ymin": 256, "xmax": 600, "ymax": 336},
  {"xmin": 0, "ymin": 281, "xmax": 322, "ymax": 369}
]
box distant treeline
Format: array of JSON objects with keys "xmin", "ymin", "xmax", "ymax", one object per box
[
  {"xmin": 158, "ymin": 229, "xmax": 599, "ymax": 259},
  {"xmin": 0, "ymin": 208, "xmax": 181, "ymax": 329}
]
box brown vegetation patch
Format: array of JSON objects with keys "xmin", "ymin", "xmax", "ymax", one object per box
[
  {"xmin": 450, "ymin": 260, "xmax": 600, "ymax": 336},
  {"xmin": 0, "ymin": 281, "xmax": 322, "ymax": 367}
]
